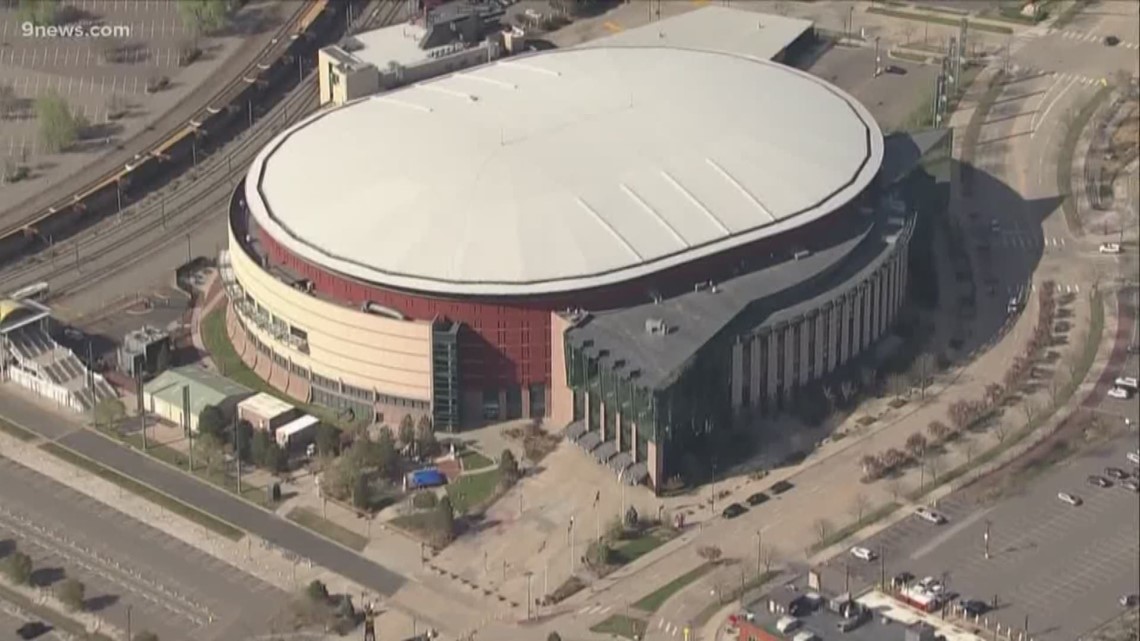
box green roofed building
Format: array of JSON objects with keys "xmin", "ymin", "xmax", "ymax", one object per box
[{"xmin": 143, "ymin": 365, "xmax": 253, "ymax": 432}]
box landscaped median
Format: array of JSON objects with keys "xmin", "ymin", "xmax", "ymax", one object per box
[
  {"xmin": 866, "ymin": 6, "xmax": 1014, "ymax": 34},
  {"xmin": 1058, "ymin": 83, "xmax": 1116, "ymax": 235},
  {"xmin": 0, "ymin": 581, "xmax": 115, "ymax": 641},
  {"xmin": 0, "ymin": 417, "xmax": 37, "ymax": 441},
  {"xmin": 286, "ymin": 506, "xmax": 369, "ymax": 551},
  {"xmin": 37, "ymin": 441, "xmax": 245, "ymax": 541}
]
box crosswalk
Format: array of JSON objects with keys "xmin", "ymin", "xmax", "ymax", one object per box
[
  {"xmin": 1054, "ymin": 29, "xmax": 1140, "ymax": 50},
  {"xmin": 656, "ymin": 617, "xmax": 685, "ymax": 637},
  {"xmin": 1025, "ymin": 282, "xmax": 1082, "ymax": 294},
  {"xmin": 1051, "ymin": 71, "xmax": 1109, "ymax": 86},
  {"xmin": 987, "ymin": 233, "xmax": 1067, "ymax": 249},
  {"xmin": 578, "ymin": 603, "xmax": 612, "ymax": 616}
]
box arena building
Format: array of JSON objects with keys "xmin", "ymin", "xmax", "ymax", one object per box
[{"xmin": 221, "ymin": 44, "xmax": 950, "ymax": 489}]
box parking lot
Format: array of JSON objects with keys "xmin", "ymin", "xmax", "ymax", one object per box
[
  {"xmin": 821, "ymin": 434, "xmax": 1140, "ymax": 641},
  {"xmin": 806, "ymin": 45, "xmax": 939, "ymax": 132},
  {"xmin": 0, "ymin": 0, "xmax": 287, "ymax": 218}
]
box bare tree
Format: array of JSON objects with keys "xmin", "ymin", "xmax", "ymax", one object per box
[
  {"xmin": 1021, "ymin": 398, "xmax": 1038, "ymax": 424},
  {"xmin": 859, "ymin": 367, "xmax": 877, "ymax": 394},
  {"xmin": 850, "ymin": 493, "xmax": 871, "ymax": 525},
  {"xmin": 993, "ymin": 421, "xmax": 1009, "ymax": 444},
  {"xmin": 697, "ymin": 545, "xmax": 723, "ymax": 565},
  {"xmin": 0, "ymin": 81, "xmax": 18, "ymax": 120},
  {"xmin": 924, "ymin": 451, "xmax": 943, "ymax": 482},
  {"xmin": 887, "ymin": 373, "xmax": 910, "ymax": 400},
  {"xmin": 813, "ymin": 518, "xmax": 833, "ymax": 545},
  {"xmin": 905, "ymin": 433, "xmax": 928, "ymax": 461},
  {"xmin": 886, "ymin": 479, "xmax": 905, "ymax": 502},
  {"xmin": 759, "ymin": 544, "xmax": 780, "ymax": 573},
  {"xmin": 839, "ymin": 380, "xmax": 856, "ymax": 405},
  {"xmin": 927, "ymin": 420, "xmax": 952, "ymax": 443},
  {"xmin": 822, "ymin": 385, "xmax": 836, "ymax": 413},
  {"xmin": 962, "ymin": 439, "xmax": 977, "ymax": 463}
]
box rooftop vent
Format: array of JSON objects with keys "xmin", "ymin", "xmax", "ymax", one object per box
[
  {"xmin": 613, "ymin": 359, "xmax": 626, "ymax": 369},
  {"xmin": 645, "ymin": 318, "xmax": 669, "ymax": 336}
]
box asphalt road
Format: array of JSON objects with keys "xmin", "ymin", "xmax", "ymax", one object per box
[
  {"xmin": 0, "ymin": 456, "xmax": 285, "ymax": 641},
  {"xmin": 822, "ymin": 434, "xmax": 1140, "ymax": 641},
  {"xmin": 0, "ymin": 391, "xmax": 407, "ymax": 598}
]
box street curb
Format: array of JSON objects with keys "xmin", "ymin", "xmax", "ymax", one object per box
[{"xmin": 0, "ymin": 414, "xmax": 246, "ymax": 541}]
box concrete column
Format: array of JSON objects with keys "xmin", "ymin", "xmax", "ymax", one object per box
[
  {"xmin": 731, "ymin": 339, "xmax": 744, "ymax": 410},
  {"xmin": 521, "ymin": 384, "xmax": 532, "ymax": 419},
  {"xmin": 766, "ymin": 331, "xmax": 779, "ymax": 402},
  {"xmin": 869, "ymin": 274, "xmax": 882, "ymax": 343},
  {"xmin": 630, "ymin": 420, "xmax": 637, "ymax": 461},
  {"xmin": 497, "ymin": 389, "xmax": 508, "ymax": 421},
  {"xmin": 837, "ymin": 294, "xmax": 850, "ymax": 365},
  {"xmin": 599, "ymin": 399, "xmax": 607, "ymax": 441},
  {"xmin": 782, "ymin": 326, "xmax": 795, "ymax": 398},
  {"xmin": 584, "ymin": 390, "xmax": 592, "ymax": 432},
  {"xmin": 615, "ymin": 410, "xmax": 623, "ymax": 451},
  {"xmin": 750, "ymin": 335, "xmax": 763, "ymax": 410},
  {"xmin": 798, "ymin": 318, "xmax": 811, "ymax": 386},
  {"xmin": 813, "ymin": 311, "xmax": 825, "ymax": 377},
  {"xmin": 851, "ymin": 287, "xmax": 864, "ymax": 358},
  {"xmin": 646, "ymin": 439, "xmax": 661, "ymax": 491}
]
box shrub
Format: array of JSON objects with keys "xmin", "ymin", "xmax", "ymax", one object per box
[
  {"xmin": 306, "ymin": 580, "xmax": 329, "ymax": 603},
  {"xmin": 411, "ymin": 491, "xmax": 439, "ymax": 510},
  {"xmin": 56, "ymin": 578, "xmax": 86, "ymax": 612},
  {"xmin": 2, "ymin": 551, "xmax": 32, "ymax": 585}
]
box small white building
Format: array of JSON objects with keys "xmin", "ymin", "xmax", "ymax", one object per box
[
  {"xmin": 237, "ymin": 392, "xmax": 297, "ymax": 433},
  {"xmin": 275, "ymin": 414, "xmax": 319, "ymax": 449},
  {"xmin": 144, "ymin": 366, "xmax": 253, "ymax": 432}
]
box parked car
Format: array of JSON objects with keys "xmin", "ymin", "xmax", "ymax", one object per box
[
  {"xmin": 1104, "ymin": 35, "xmax": 1121, "ymax": 46},
  {"xmin": 721, "ymin": 503, "xmax": 747, "ymax": 519},
  {"xmin": 1058, "ymin": 492, "xmax": 1082, "ymax": 506},
  {"xmin": 990, "ymin": 219, "xmax": 1001, "ymax": 232},
  {"xmin": 1088, "ymin": 475, "xmax": 1112, "ymax": 488},
  {"xmin": 1127, "ymin": 451, "xmax": 1140, "ymax": 465},
  {"xmin": 746, "ymin": 492, "xmax": 770, "ymax": 506},
  {"xmin": 915, "ymin": 506, "xmax": 947, "ymax": 524},
  {"xmin": 1115, "ymin": 376, "xmax": 1139, "ymax": 391},
  {"xmin": 1099, "ymin": 242, "xmax": 1122, "ymax": 254},
  {"xmin": 1108, "ymin": 387, "xmax": 1131, "ymax": 400},
  {"xmin": 1120, "ymin": 479, "xmax": 1139, "ymax": 493},
  {"xmin": 770, "ymin": 480, "xmax": 794, "ymax": 495},
  {"xmin": 850, "ymin": 546, "xmax": 877, "ymax": 562},
  {"xmin": 17, "ymin": 622, "xmax": 51, "ymax": 640},
  {"xmin": 1105, "ymin": 467, "xmax": 1129, "ymax": 480}
]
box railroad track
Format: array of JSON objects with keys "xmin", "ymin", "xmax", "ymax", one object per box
[
  {"xmin": 0, "ymin": 1, "xmax": 325, "ymax": 242},
  {"xmin": 0, "ymin": 0, "xmax": 408, "ymax": 308}
]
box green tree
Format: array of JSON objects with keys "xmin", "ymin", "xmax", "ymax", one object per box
[
  {"xmin": 498, "ymin": 449, "xmax": 520, "ymax": 483},
  {"xmin": 176, "ymin": 0, "xmax": 232, "ymax": 36},
  {"xmin": 352, "ymin": 472, "xmax": 371, "ymax": 509},
  {"xmin": 315, "ymin": 422, "xmax": 340, "ymax": 456},
  {"xmin": 94, "ymin": 397, "xmax": 126, "ymax": 430},
  {"xmin": 2, "ymin": 551, "xmax": 32, "ymax": 585},
  {"xmin": 196, "ymin": 404, "xmax": 227, "ymax": 441},
  {"xmin": 415, "ymin": 416, "xmax": 438, "ymax": 457},
  {"xmin": 132, "ymin": 632, "xmax": 159, "ymax": 641},
  {"xmin": 305, "ymin": 579, "xmax": 329, "ymax": 603},
  {"xmin": 398, "ymin": 414, "xmax": 415, "ymax": 446},
  {"xmin": 0, "ymin": 82, "xmax": 18, "ymax": 120},
  {"xmin": 193, "ymin": 432, "xmax": 226, "ymax": 476},
  {"xmin": 56, "ymin": 578, "xmax": 86, "ymax": 612},
  {"xmin": 434, "ymin": 496, "xmax": 456, "ymax": 543},
  {"xmin": 547, "ymin": 633, "xmax": 563, "ymax": 641},
  {"xmin": 374, "ymin": 427, "xmax": 399, "ymax": 477},
  {"xmin": 234, "ymin": 419, "xmax": 253, "ymax": 462},
  {"xmin": 17, "ymin": 0, "xmax": 60, "ymax": 26},
  {"xmin": 35, "ymin": 93, "xmax": 84, "ymax": 153}
]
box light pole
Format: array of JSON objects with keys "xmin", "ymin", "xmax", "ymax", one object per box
[
  {"xmin": 525, "ymin": 571, "xmax": 533, "ymax": 621},
  {"xmin": 755, "ymin": 530, "xmax": 762, "ymax": 577},
  {"xmin": 568, "ymin": 516, "xmax": 576, "ymax": 573},
  {"xmin": 984, "ymin": 520, "xmax": 991, "ymax": 559}
]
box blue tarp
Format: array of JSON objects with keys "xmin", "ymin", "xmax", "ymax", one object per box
[{"xmin": 407, "ymin": 468, "xmax": 446, "ymax": 489}]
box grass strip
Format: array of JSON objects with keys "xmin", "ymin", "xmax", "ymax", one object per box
[
  {"xmin": 111, "ymin": 431, "xmax": 271, "ymax": 506},
  {"xmin": 866, "ymin": 7, "xmax": 1013, "ymax": 34},
  {"xmin": 1058, "ymin": 84, "xmax": 1115, "ymax": 235},
  {"xmin": 908, "ymin": 289, "xmax": 1105, "ymax": 500},
  {"xmin": 286, "ymin": 506, "xmax": 368, "ymax": 551},
  {"xmin": 1051, "ymin": 0, "xmax": 1089, "ymax": 29},
  {"xmin": 457, "ymin": 449, "xmax": 493, "ymax": 471},
  {"xmin": 446, "ymin": 468, "xmax": 502, "ymax": 515},
  {"xmin": 201, "ymin": 307, "xmax": 355, "ymax": 430},
  {"xmin": 0, "ymin": 581, "xmax": 115, "ymax": 641},
  {"xmin": 808, "ymin": 502, "xmax": 901, "ymax": 554},
  {"xmin": 589, "ymin": 614, "xmax": 648, "ymax": 639},
  {"xmin": 0, "ymin": 417, "xmax": 38, "ymax": 441},
  {"xmin": 38, "ymin": 441, "xmax": 244, "ymax": 540},
  {"xmin": 632, "ymin": 563, "xmax": 713, "ymax": 612},
  {"xmin": 613, "ymin": 529, "xmax": 673, "ymax": 565}
]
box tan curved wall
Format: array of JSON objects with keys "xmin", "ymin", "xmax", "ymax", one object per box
[{"xmin": 229, "ymin": 228, "xmax": 432, "ymax": 402}]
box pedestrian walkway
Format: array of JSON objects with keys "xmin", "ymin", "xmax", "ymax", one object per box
[{"xmin": 1054, "ymin": 28, "xmax": 1139, "ymax": 49}]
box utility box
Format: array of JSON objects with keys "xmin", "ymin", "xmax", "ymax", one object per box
[{"xmin": 119, "ymin": 325, "xmax": 172, "ymax": 378}]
